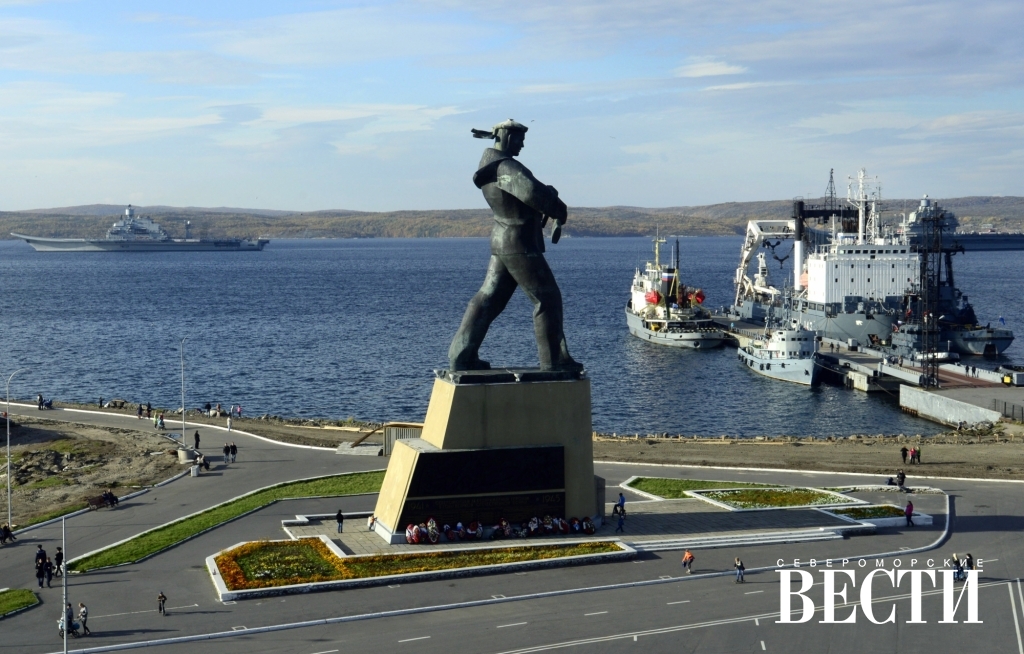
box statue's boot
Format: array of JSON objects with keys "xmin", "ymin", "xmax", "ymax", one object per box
[{"xmin": 450, "ymin": 355, "xmax": 491, "ymax": 371}]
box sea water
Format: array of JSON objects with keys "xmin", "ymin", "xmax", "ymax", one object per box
[{"xmin": 3, "ymin": 237, "xmax": 1019, "ymax": 436}]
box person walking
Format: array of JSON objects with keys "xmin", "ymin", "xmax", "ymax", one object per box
[
  {"xmin": 222, "ymin": 443, "xmax": 230, "ymax": 465},
  {"xmin": 35, "ymin": 559, "xmax": 45, "ymax": 588},
  {"xmin": 157, "ymin": 591, "xmax": 167, "ymax": 615},
  {"xmin": 35, "ymin": 544, "xmax": 47, "ymax": 566},
  {"xmin": 617, "ymin": 493, "xmax": 626, "ymax": 516},
  {"xmin": 54, "ymin": 547, "xmax": 63, "ymax": 577},
  {"xmin": 682, "ymin": 549, "xmax": 695, "ymax": 574},
  {"xmin": 44, "ymin": 557, "xmax": 54, "ymax": 587},
  {"xmin": 900, "ymin": 446, "xmax": 908, "ymax": 464},
  {"xmin": 193, "ymin": 430, "xmax": 200, "ymax": 450},
  {"xmin": 229, "ymin": 442, "xmax": 237, "ymax": 463},
  {"xmin": 136, "ymin": 404, "xmax": 143, "ymax": 419},
  {"xmin": 236, "ymin": 405, "xmax": 242, "ymax": 418},
  {"xmin": 153, "ymin": 412, "xmax": 159, "ymax": 428},
  {"xmin": 908, "ymin": 447, "xmax": 916, "ymax": 465},
  {"xmin": 734, "ymin": 557, "xmax": 745, "ymax": 583},
  {"xmin": 914, "ymin": 446, "xmax": 922, "ymax": 465},
  {"xmin": 37, "ymin": 393, "xmax": 43, "ymax": 410},
  {"xmin": 905, "ymin": 500, "xmax": 915, "ymax": 527},
  {"xmin": 78, "ymin": 602, "xmax": 91, "ymax": 635},
  {"xmin": 336, "ymin": 510, "xmax": 344, "ymax": 533},
  {"xmin": 615, "ymin": 513, "xmax": 625, "ymax": 533},
  {"xmin": 226, "ymin": 416, "xmax": 232, "ymax": 432},
  {"xmin": 952, "ymin": 553, "xmax": 964, "ymax": 581}
]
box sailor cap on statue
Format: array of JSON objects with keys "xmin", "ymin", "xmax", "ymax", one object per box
[{"xmin": 471, "ymin": 118, "xmax": 528, "ymax": 139}]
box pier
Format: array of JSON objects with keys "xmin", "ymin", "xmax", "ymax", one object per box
[{"xmin": 713, "ymin": 314, "xmax": 1021, "ymax": 427}]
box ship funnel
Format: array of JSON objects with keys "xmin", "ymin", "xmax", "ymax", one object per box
[{"xmin": 793, "ymin": 200, "xmax": 805, "ymax": 291}]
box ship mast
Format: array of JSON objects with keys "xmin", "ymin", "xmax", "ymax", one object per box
[{"xmin": 652, "ymin": 227, "xmax": 666, "ymax": 269}]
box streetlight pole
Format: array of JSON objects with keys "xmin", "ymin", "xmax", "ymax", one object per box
[
  {"xmin": 180, "ymin": 337, "xmax": 187, "ymax": 448},
  {"xmin": 62, "ymin": 516, "xmax": 68, "ymax": 654},
  {"xmin": 6, "ymin": 367, "xmax": 28, "ymax": 530}
]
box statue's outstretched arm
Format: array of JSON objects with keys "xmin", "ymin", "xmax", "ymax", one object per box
[{"xmin": 495, "ymin": 160, "xmax": 567, "ymax": 221}]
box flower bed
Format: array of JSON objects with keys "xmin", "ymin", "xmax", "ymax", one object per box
[
  {"xmin": 216, "ymin": 538, "xmax": 621, "ymax": 591},
  {"xmin": 831, "ymin": 505, "xmax": 906, "ymax": 520},
  {"xmin": 626, "ymin": 476, "xmax": 783, "ymax": 499},
  {"xmin": 696, "ymin": 487, "xmax": 857, "ymax": 509}
]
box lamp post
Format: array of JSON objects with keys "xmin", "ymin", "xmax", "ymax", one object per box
[
  {"xmin": 180, "ymin": 337, "xmax": 187, "ymax": 447},
  {"xmin": 6, "ymin": 367, "xmax": 28, "ymax": 530}
]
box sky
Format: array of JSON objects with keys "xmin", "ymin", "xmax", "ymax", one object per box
[{"xmin": 2, "ymin": 1, "xmax": 1023, "ymax": 211}]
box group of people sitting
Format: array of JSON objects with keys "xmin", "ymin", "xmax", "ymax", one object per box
[
  {"xmin": 0, "ymin": 523, "xmax": 16, "ymax": 545},
  {"xmin": 100, "ymin": 489, "xmax": 119, "ymax": 507},
  {"xmin": 405, "ymin": 515, "xmax": 598, "ymax": 544}
]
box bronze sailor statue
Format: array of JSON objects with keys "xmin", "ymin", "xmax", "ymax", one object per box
[{"xmin": 448, "ymin": 119, "xmax": 582, "ymax": 372}]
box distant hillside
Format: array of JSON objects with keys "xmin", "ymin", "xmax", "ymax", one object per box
[{"xmin": 3, "ymin": 196, "xmax": 1022, "ymax": 240}]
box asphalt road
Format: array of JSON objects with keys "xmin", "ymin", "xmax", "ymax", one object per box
[{"xmin": 2, "ymin": 407, "xmax": 1021, "ymax": 654}]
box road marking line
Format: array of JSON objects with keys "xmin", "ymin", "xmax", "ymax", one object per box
[
  {"xmin": 498, "ymin": 622, "xmax": 528, "ymax": 628},
  {"xmin": 761, "ymin": 641, "xmax": 766, "ymax": 651},
  {"xmin": 633, "ymin": 635, "xmax": 637, "ymax": 641},
  {"xmin": 585, "ymin": 611, "xmax": 608, "ymax": 616},
  {"xmin": 222, "ymin": 601, "xmax": 237, "ymax": 605},
  {"xmin": 745, "ymin": 591, "xmax": 763, "ymax": 595},
  {"xmin": 399, "ymin": 636, "xmax": 431, "ymax": 643},
  {"xmin": 667, "ymin": 601, "xmax": 690, "ymax": 605},
  {"xmin": 311, "ymin": 650, "xmax": 339, "ymax": 654},
  {"xmin": 92, "ymin": 604, "xmax": 197, "ymax": 619},
  {"xmin": 232, "ymin": 626, "xmax": 247, "ymax": 631},
  {"xmin": 659, "ymin": 575, "xmax": 672, "ymax": 579},
  {"xmin": 1009, "ymin": 583, "xmax": 1023, "ymax": 654},
  {"xmin": 493, "ymin": 594, "xmax": 506, "ymax": 599},
  {"xmin": 755, "ymin": 618, "xmax": 759, "ymax": 625},
  {"xmin": 899, "ymin": 547, "xmax": 910, "ymax": 550},
  {"xmin": 1017, "ymin": 579, "xmax": 1024, "ymax": 623},
  {"xmin": 388, "ymin": 584, "xmax": 401, "ymax": 588}
]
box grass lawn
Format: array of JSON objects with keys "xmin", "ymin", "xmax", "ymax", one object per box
[
  {"xmin": 68, "ymin": 470, "xmax": 384, "ymax": 573},
  {"xmin": 0, "ymin": 589, "xmax": 39, "ymax": 616},
  {"xmin": 19, "ymin": 502, "xmax": 90, "ymax": 529},
  {"xmin": 217, "ymin": 538, "xmax": 620, "ymax": 590},
  {"xmin": 627, "ymin": 476, "xmax": 784, "ymax": 498},
  {"xmin": 832, "ymin": 505, "xmax": 906, "ymax": 519},
  {"xmin": 698, "ymin": 488, "xmax": 856, "ymax": 509}
]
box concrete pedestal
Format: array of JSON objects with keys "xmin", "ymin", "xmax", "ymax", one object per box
[{"xmin": 372, "ymin": 369, "xmax": 597, "ymax": 543}]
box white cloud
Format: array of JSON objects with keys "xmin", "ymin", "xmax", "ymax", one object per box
[{"xmin": 675, "ymin": 58, "xmax": 747, "ymax": 78}]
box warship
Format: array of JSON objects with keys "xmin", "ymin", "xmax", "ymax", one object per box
[
  {"xmin": 12, "ymin": 205, "xmax": 269, "ymax": 252},
  {"xmin": 625, "ymin": 233, "xmax": 726, "ymax": 349}
]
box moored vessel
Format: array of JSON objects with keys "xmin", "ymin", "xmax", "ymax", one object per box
[
  {"xmin": 12, "ymin": 205, "xmax": 269, "ymax": 252},
  {"xmin": 737, "ymin": 318, "xmax": 820, "ymax": 386},
  {"xmin": 625, "ymin": 234, "xmax": 726, "ymax": 349}
]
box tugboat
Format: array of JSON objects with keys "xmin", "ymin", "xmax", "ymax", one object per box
[
  {"xmin": 625, "ymin": 233, "xmax": 726, "ymax": 349},
  {"xmin": 738, "ymin": 317, "xmax": 821, "ymax": 386}
]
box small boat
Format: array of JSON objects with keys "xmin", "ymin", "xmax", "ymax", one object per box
[
  {"xmin": 625, "ymin": 234, "xmax": 726, "ymax": 349},
  {"xmin": 738, "ymin": 318, "xmax": 820, "ymax": 386}
]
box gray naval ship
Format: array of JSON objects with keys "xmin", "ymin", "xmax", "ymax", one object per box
[
  {"xmin": 13, "ymin": 205, "xmax": 269, "ymax": 252},
  {"xmin": 726, "ymin": 169, "xmax": 1013, "ymax": 357}
]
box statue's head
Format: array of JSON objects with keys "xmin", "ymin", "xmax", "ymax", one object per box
[{"xmin": 472, "ymin": 119, "xmax": 527, "ymax": 156}]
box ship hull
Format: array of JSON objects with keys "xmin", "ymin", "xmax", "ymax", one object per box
[
  {"xmin": 944, "ymin": 327, "xmax": 1015, "ymax": 356},
  {"xmin": 737, "ymin": 346, "xmax": 820, "ymax": 386},
  {"xmin": 12, "ymin": 234, "xmax": 268, "ymax": 252},
  {"xmin": 730, "ymin": 301, "xmax": 897, "ymax": 346},
  {"xmin": 625, "ymin": 308, "xmax": 726, "ymax": 349}
]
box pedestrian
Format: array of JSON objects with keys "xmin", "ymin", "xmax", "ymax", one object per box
[
  {"xmin": 35, "ymin": 560, "xmax": 45, "ymax": 588},
  {"xmin": 2, "ymin": 523, "xmax": 15, "ymax": 543},
  {"xmin": 895, "ymin": 469, "xmax": 906, "ymax": 489},
  {"xmin": 617, "ymin": 492, "xmax": 626, "ymax": 516},
  {"xmin": 908, "ymin": 447, "xmax": 916, "ymax": 464},
  {"xmin": 136, "ymin": 404, "xmax": 143, "ymax": 419},
  {"xmin": 54, "ymin": 547, "xmax": 63, "ymax": 577},
  {"xmin": 37, "ymin": 393, "xmax": 43, "ymax": 410},
  {"xmin": 35, "ymin": 544, "xmax": 47, "ymax": 566},
  {"xmin": 230, "ymin": 442, "xmax": 237, "ymax": 463},
  {"xmin": 915, "ymin": 446, "xmax": 922, "ymax": 465},
  {"xmin": 45, "ymin": 557, "xmax": 54, "ymax": 587},
  {"xmin": 336, "ymin": 509, "xmax": 344, "ymax": 533},
  {"xmin": 952, "ymin": 553, "xmax": 964, "ymax": 581},
  {"xmin": 734, "ymin": 557, "xmax": 745, "ymax": 583},
  {"xmin": 193, "ymin": 430, "xmax": 200, "ymax": 450},
  {"xmin": 157, "ymin": 591, "xmax": 167, "ymax": 615},
  {"xmin": 615, "ymin": 513, "xmax": 625, "ymax": 533},
  {"xmin": 98, "ymin": 397, "xmax": 103, "ymax": 408},
  {"xmin": 236, "ymin": 405, "xmax": 242, "ymax": 418},
  {"xmin": 900, "ymin": 446, "xmax": 908, "ymax": 464},
  {"xmin": 78, "ymin": 602, "xmax": 91, "ymax": 635},
  {"xmin": 153, "ymin": 412, "xmax": 159, "ymax": 428},
  {"xmin": 226, "ymin": 415, "xmax": 232, "ymax": 432},
  {"xmin": 681, "ymin": 549, "xmax": 695, "ymax": 574},
  {"xmin": 905, "ymin": 500, "xmax": 915, "ymax": 527},
  {"xmin": 223, "ymin": 443, "xmax": 230, "ymax": 465}
]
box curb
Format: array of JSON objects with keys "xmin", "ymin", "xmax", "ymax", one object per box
[
  {"xmin": 206, "ymin": 537, "xmax": 636, "ymax": 601},
  {"xmin": 12, "ymin": 488, "xmax": 149, "ymax": 536},
  {"xmin": 599, "ymin": 459, "xmax": 1024, "ymax": 485},
  {"xmin": 8, "ymin": 402, "xmax": 336, "ymax": 452},
  {"xmin": 66, "ymin": 471, "xmax": 385, "ymax": 572}
]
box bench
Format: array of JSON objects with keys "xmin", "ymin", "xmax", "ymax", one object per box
[{"xmin": 86, "ymin": 495, "xmax": 117, "ymax": 510}]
